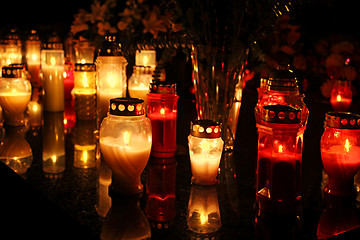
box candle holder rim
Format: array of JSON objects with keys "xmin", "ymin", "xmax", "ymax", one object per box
[{"xmin": 325, "ymin": 111, "xmax": 360, "ymax": 129}]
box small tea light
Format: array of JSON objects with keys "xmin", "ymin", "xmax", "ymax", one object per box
[
  {"xmin": 99, "ymin": 98, "xmax": 152, "ymax": 195},
  {"xmin": 321, "ymin": 112, "xmax": 360, "ymax": 196},
  {"xmin": 188, "ymin": 119, "xmax": 224, "ymax": 185},
  {"xmin": 135, "ymin": 49, "xmax": 156, "ymax": 70},
  {"xmin": 128, "ymin": 66, "xmax": 152, "ymax": 105},
  {"xmin": 330, "ymin": 79, "xmax": 352, "ymax": 112}
]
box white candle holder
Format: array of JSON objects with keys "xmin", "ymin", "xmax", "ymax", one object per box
[{"xmin": 188, "ymin": 119, "xmax": 224, "ymax": 185}]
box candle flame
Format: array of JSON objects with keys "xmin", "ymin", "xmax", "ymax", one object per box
[
  {"xmin": 50, "ymin": 57, "xmax": 56, "ymax": 66},
  {"xmin": 278, "ymin": 144, "xmax": 284, "ymax": 153},
  {"xmin": 32, "ymin": 103, "xmax": 38, "ymax": 112},
  {"xmin": 124, "ymin": 131, "xmax": 130, "ymax": 146},
  {"xmin": 32, "ymin": 54, "xmax": 38, "ymax": 61},
  {"xmin": 143, "ymin": 56, "xmax": 148, "ymax": 66},
  {"xmin": 199, "ymin": 139, "xmax": 211, "ymax": 152},
  {"xmin": 81, "ymin": 59, "xmax": 86, "ymax": 64},
  {"xmin": 200, "ymin": 212, "xmax": 208, "ymax": 225},
  {"xmin": 336, "ymin": 95, "xmax": 342, "ymax": 101},
  {"xmin": 82, "ymin": 151, "xmax": 88, "ymax": 163},
  {"xmin": 107, "ymin": 75, "xmax": 116, "ymax": 88},
  {"xmin": 51, "ymin": 155, "xmax": 57, "ymax": 163},
  {"xmin": 11, "ymin": 89, "xmax": 17, "ymax": 94},
  {"xmin": 160, "ymin": 108, "xmax": 165, "ymax": 115},
  {"xmin": 345, "ymin": 139, "xmax": 350, "ymax": 153}
]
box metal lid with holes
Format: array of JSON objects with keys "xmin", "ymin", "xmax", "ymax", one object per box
[
  {"xmin": 325, "ymin": 112, "xmax": 360, "ymax": 129},
  {"xmin": 190, "ymin": 119, "xmax": 222, "ymax": 138},
  {"xmin": 74, "ymin": 63, "xmax": 96, "ymax": 72},
  {"xmin": 267, "ymin": 65, "xmax": 299, "ymax": 92},
  {"xmin": 150, "ymin": 81, "xmax": 176, "ymax": 94},
  {"xmin": 109, "ymin": 98, "xmax": 145, "ymax": 116},
  {"xmin": 98, "ymin": 35, "xmax": 123, "ymax": 56},
  {"xmin": 2, "ymin": 66, "xmax": 25, "ymax": 78},
  {"xmin": 260, "ymin": 105, "xmax": 301, "ymax": 124}
]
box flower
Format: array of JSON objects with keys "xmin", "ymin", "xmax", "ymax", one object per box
[
  {"xmin": 97, "ymin": 22, "xmax": 117, "ymax": 36},
  {"xmin": 142, "ymin": 6, "xmax": 169, "ymax": 38}
]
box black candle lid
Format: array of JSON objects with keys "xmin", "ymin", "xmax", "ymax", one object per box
[
  {"xmin": 190, "ymin": 119, "xmax": 222, "ymax": 138},
  {"xmin": 260, "ymin": 105, "xmax": 301, "ymax": 124},
  {"xmin": 109, "ymin": 98, "xmax": 145, "ymax": 116},
  {"xmin": 150, "ymin": 81, "xmax": 176, "ymax": 94},
  {"xmin": 74, "ymin": 63, "xmax": 96, "ymax": 72},
  {"xmin": 325, "ymin": 112, "xmax": 360, "ymax": 129},
  {"xmin": 2, "ymin": 66, "xmax": 25, "ymax": 78},
  {"xmin": 267, "ymin": 65, "xmax": 299, "ymax": 92}
]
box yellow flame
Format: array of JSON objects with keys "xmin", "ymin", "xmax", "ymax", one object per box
[
  {"xmin": 124, "ymin": 131, "xmax": 130, "ymax": 146},
  {"xmin": 143, "ymin": 56, "xmax": 148, "ymax": 66},
  {"xmin": 278, "ymin": 144, "xmax": 284, "ymax": 153},
  {"xmin": 51, "ymin": 155, "xmax": 57, "ymax": 163},
  {"xmin": 32, "ymin": 103, "xmax": 38, "ymax": 112},
  {"xmin": 50, "ymin": 57, "xmax": 56, "ymax": 66},
  {"xmin": 345, "ymin": 139, "xmax": 350, "ymax": 153},
  {"xmin": 160, "ymin": 108, "xmax": 165, "ymax": 115},
  {"xmin": 32, "ymin": 54, "xmax": 38, "ymax": 61},
  {"xmin": 200, "ymin": 212, "xmax": 208, "ymax": 225},
  {"xmin": 199, "ymin": 139, "xmax": 211, "ymax": 152},
  {"xmin": 82, "ymin": 151, "xmax": 88, "ymax": 163},
  {"xmin": 80, "ymin": 59, "xmax": 86, "ymax": 64},
  {"xmin": 336, "ymin": 95, "xmax": 342, "ymax": 101}
]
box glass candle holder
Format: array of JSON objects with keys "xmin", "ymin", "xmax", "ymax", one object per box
[
  {"xmin": 147, "ymin": 81, "xmax": 179, "ymax": 158},
  {"xmin": 0, "ymin": 29, "xmax": 22, "ymax": 74},
  {"xmin": 128, "ymin": 66, "xmax": 152, "ymax": 106},
  {"xmin": 63, "ymin": 61, "xmax": 74, "ymax": 100},
  {"xmin": 255, "ymin": 65, "xmax": 308, "ymax": 127},
  {"xmin": 99, "ymin": 98, "xmax": 152, "ymax": 195},
  {"xmin": 73, "ymin": 63, "xmax": 96, "ymax": 120},
  {"xmin": 320, "ymin": 112, "xmax": 360, "ymax": 196},
  {"xmin": 330, "ymin": 79, "xmax": 352, "ymax": 112},
  {"xmin": 41, "ymin": 42, "xmax": 65, "ymax": 112},
  {"xmin": 186, "ymin": 185, "xmax": 222, "ymax": 234},
  {"xmin": 25, "ymin": 30, "xmax": 41, "ymax": 88},
  {"xmin": 74, "ymin": 40, "xmax": 95, "ymax": 64},
  {"xmin": 188, "ymin": 120, "xmax": 224, "ymax": 185},
  {"xmin": 256, "ymin": 105, "xmax": 305, "ymax": 214},
  {"xmin": 135, "ymin": 49, "xmax": 156, "ymax": 70},
  {"xmin": 0, "ymin": 66, "xmax": 32, "ymax": 126},
  {"xmin": 42, "ymin": 112, "xmax": 65, "ymax": 175},
  {"xmin": 96, "ymin": 35, "xmax": 127, "ymax": 125}
]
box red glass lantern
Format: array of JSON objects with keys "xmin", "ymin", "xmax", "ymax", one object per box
[
  {"xmin": 145, "ymin": 157, "xmax": 176, "ymax": 227},
  {"xmin": 255, "ymin": 65, "xmax": 308, "ymax": 127},
  {"xmin": 330, "ymin": 79, "xmax": 352, "ymax": 112},
  {"xmin": 147, "ymin": 81, "xmax": 179, "ymax": 158},
  {"xmin": 63, "ymin": 60, "xmax": 74, "ymax": 100},
  {"xmin": 320, "ymin": 112, "xmax": 360, "ymax": 196},
  {"xmin": 256, "ymin": 105, "xmax": 306, "ymax": 214}
]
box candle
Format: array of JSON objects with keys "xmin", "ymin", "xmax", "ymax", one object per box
[
  {"xmin": 330, "ymin": 79, "xmax": 352, "ymax": 112},
  {"xmin": 42, "ymin": 112, "xmax": 65, "ymax": 175},
  {"xmin": 41, "ymin": 46, "xmax": 65, "ymax": 112},
  {"xmin": 128, "ymin": 66, "xmax": 152, "ymax": 106},
  {"xmin": 321, "ymin": 112, "xmax": 360, "ymax": 196},
  {"xmin": 25, "ymin": 30, "xmax": 41, "ymax": 87},
  {"xmin": 0, "ymin": 29, "xmax": 22, "ymax": 73},
  {"xmin": 74, "ymin": 40, "xmax": 95, "ymax": 64},
  {"xmin": 188, "ymin": 120, "xmax": 223, "ymax": 185},
  {"xmin": 330, "ymin": 95, "xmax": 352, "ymax": 112},
  {"xmin": 63, "ymin": 62, "xmax": 74, "ymax": 100},
  {"xmin": 135, "ymin": 49, "xmax": 156, "ymax": 69},
  {"xmin": 28, "ymin": 101, "xmax": 42, "ymax": 126},
  {"xmin": 99, "ymin": 98, "xmax": 152, "ymax": 194},
  {"xmin": 0, "ymin": 67, "xmax": 32, "ymax": 126},
  {"xmin": 147, "ymin": 81, "xmax": 179, "ymax": 158}
]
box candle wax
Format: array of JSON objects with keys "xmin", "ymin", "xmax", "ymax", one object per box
[
  {"xmin": 148, "ymin": 112, "xmax": 177, "ymax": 158},
  {"xmin": 330, "ymin": 98, "xmax": 352, "ymax": 111},
  {"xmin": 42, "ymin": 65, "xmax": 64, "ymax": 112},
  {"xmin": 0, "ymin": 92, "xmax": 31, "ymax": 115},
  {"xmin": 190, "ymin": 153, "xmax": 221, "ymax": 185}
]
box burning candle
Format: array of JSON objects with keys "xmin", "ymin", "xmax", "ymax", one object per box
[
  {"xmin": 25, "ymin": 30, "xmax": 41, "ymax": 87},
  {"xmin": 63, "ymin": 61, "xmax": 74, "ymax": 100},
  {"xmin": 99, "ymin": 98, "xmax": 152, "ymax": 194},
  {"xmin": 0, "ymin": 66, "xmax": 32, "ymax": 126},
  {"xmin": 186, "ymin": 184, "xmax": 222, "ymax": 234},
  {"xmin": 96, "ymin": 35, "xmax": 127, "ymax": 125},
  {"xmin": 74, "ymin": 40, "xmax": 95, "ymax": 64},
  {"xmin": 128, "ymin": 66, "xmax": 152, "ymax": 105},
  {"xmin": 147, "ymin": 81, "xmax": 179, "ymax": 158},
  {"xmin": 41, "ymin": 42, "xmax": 65, "ymax": 112},
  {"xmin": 42, "ymin": 112, "xmax": 65, "ymax": 175},
  {"xmin": 73, "ymin": 63, "xmax": 96, "ymax": 120},
  {"xmin": 321, "ymin": 112, "xmax": 360, "ymax": 196},
  {"xmin": 135, "ymin": 49, "xmax": 156, "ymax": 70},
  {"xmin": 330, "ymin": 83, "xmax": 352, "ymax": 111},
  {"xmin": 256, "ymin": 105, "xmax": 305, "ymax": 214},
  {"xmin": 188, "ymin": 120, "xmax": 224, "ymax": 185},
  {"xmin": 28, "ymin": 101, "xmax": 42, "ymax": 126},
  {"xmin": 0, "ymin": 29, "xmax": 22, "ymax": 74}
]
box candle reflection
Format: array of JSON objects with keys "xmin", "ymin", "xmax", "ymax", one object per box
[
  {"xmin": 317, "ymin": 194, "xmax": 360, "ymax": 239},
  {"xmin": 0, "ymin": 126, "xmax": 33, "ymax": 176},
  {"xmin": 186, "ymin": 184, "xmax": 222, "ymax": 235},
  {"xmin": 73, "ymin": 120, "xmax": 97, "ymax": 169},
  {"xmin": 101, "ymin": 195, "xmax": 151, "ymax": 240},
  {"xmin": 42, "ymin": 112, "xmax": 65, "ymax": 176},
  {"xmin": 145, "ymin": 157, "xmax": 176, "ymax": 229}
]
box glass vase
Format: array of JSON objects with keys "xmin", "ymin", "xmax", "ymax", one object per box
[{"xmin": 191, "ymin": 45, "xmax": 248, "ymax": 150}]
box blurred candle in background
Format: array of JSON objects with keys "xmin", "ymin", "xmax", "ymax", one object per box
[
  {"xmin": 0, "ymin": 29, "xmax": 22, "ymax": 75},
  {"xmin": 25, "ymin": 30, "xmax": 41, "ymax": 88},
  {"xmin": 41, "ymin": 40, "xmax": 65, "ymax": 112},
  {"xmin": 63, "ymin": 60, "xmax": 74, "ymax": 100},
  {"xmin": 135, "ymin": 49, "xmax": 156, "ymax": 70}
]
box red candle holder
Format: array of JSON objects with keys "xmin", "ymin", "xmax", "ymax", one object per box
[
  {"xmin": 147, "ymin": 81, "xmax": 179, "ymax": 158},
  {"xmin": 256, "ymin": 105, "xmax": 306, "ymax": 214},
  {"xmin": 321, "ymin": 112, "xmax": 360, "ymax": 196},
  {"xmin": 330, "ymin": 79, "xmax": 352, "ymax": 112}
]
